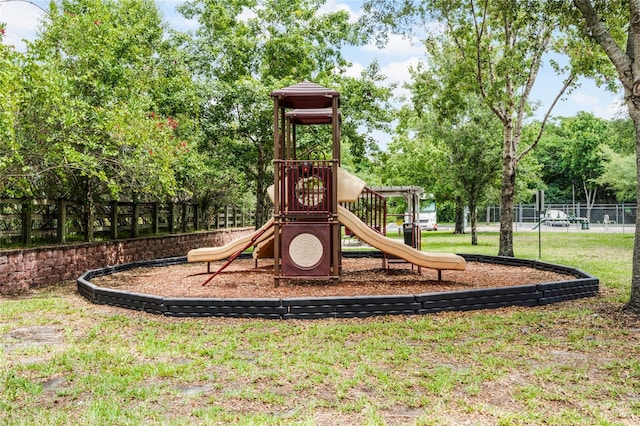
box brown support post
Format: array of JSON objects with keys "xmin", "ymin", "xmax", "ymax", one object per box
[
  {"xmin": 292, "ymin": 123, "xmax": 297, "ymax": 159},
  {"xmin": 111, "ymin": 201, "xmax": 118, "ymax": 240},
  {"xmin": 332, "ymin": 96, "xmax": 340, "ymax": 164},
  {"xmin": 152, "ymin": 202, "xmax": 159, "ymax": 234},
  {"xmin": 285, "ymin": 119, "xmax": 291, "ymax": 160},
  {"xmin": 273, "ymin": 98, "xmax": 281, "ymax": 286},
  {"xmin": 331, "ymin": 96, "xmax": 340, "ymax": 278},
  {"xmin": 132, "ymin": 202, "xmax": 139, "ymax": 238},
  {"xmin": 193, "ymin": 204, "xmax": 199, "ymax": 230},
  {"xmin": 57, "ymin": 199, "xmax": 66, "ymax": 244},
  {"xmin": 168, "ymin": 202, "xmax": 175, "ymax": 233},
  {"xmin": 84, "ymin": 203, "xmax": 94, "ymax": 242},
  {"xmin": 21, "ymin": 199, "xmax": 32, "ymax": 245},
  {"xmin": 182, "ymin": 203, "xmax": 188, "ymax": 233}
]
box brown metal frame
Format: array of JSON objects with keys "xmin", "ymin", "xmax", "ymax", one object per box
[{"xmin": 270, "ymin": 82, "xmax": 341, "ymax": 286}]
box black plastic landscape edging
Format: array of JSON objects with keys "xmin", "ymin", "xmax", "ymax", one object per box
[{"xmin": 76, "ymin": 252, "xmax": 599, "ymax": 319}]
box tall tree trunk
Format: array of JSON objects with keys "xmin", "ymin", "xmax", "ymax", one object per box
[
  {"xmin": 625, "ymin": 108, "xmax": 640, "ymax": 313},
  {"xmin": 499, "ymin": 128, "xmax": 516, "ymax": 257},
  {"xmin": 583, "ymin": 182, "xmax": 597, "ymax": 222},
  {"xmin": 454, "ymin": 196, "xmax": 465, "ymax": 234},
  {"xmin": 572, "ymin": 0, "xmax": 640, "ymax": 312},
  {"xmin": 470, "ymin": 204, "xmax": 478, "ymax": 246}
]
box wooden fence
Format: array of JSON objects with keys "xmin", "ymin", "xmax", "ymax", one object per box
[{"xmin": 0, "ymin": 198, "xmax": 255, "ymax": 246}]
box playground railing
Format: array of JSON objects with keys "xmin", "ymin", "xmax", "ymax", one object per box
[
  {"xmin": 341, "ymin": 187, "xmax": 386, "ymax": 235},
  {"xmin": 279, "ymin": 159, "xmax": 334, "ymax": 217}
]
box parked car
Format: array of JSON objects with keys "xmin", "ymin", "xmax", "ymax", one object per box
[{"xmin": 419, "ymin": 217, "xmax": 438, "ymax": 231}]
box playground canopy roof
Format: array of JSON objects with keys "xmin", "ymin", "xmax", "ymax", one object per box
[
  {"xmin": 270, "ymin": 81, "xmax": 340, "ymax": 109},
  {"xmin": 368, "ymin": 186, "xmax": 424, "ymax": 199}
]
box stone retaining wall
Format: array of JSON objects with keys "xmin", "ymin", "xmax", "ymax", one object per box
[{"xmin": 0, "ymin": 228, "xmax": 251, "ymax": 294}]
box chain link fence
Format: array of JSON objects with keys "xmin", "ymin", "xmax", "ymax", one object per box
[{"xmin": 484, "ymin": 203, "xmax": 637, "ymax": 232}]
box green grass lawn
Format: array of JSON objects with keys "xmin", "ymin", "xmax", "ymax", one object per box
[
  {"xmin": 420, "ymin": 229, "xmax": 635, "ymax": 304},
  {"xmin": 1, "ymin": 230, "xmax": 638, "ymax": 425}
]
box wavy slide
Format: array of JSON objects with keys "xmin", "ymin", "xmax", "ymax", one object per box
[
  {"xmin": 337, "ymin": 206, "xmax": 466, "ymax": 271},
  {"xmin": 186, "ymin": 217, "xmax": 275, "ymax": 263}
]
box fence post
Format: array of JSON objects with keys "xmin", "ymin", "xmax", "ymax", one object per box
[
  {"xmin": 132, "ymin": 202, "xmax": 139, "ymax": 238},
  {"xmin": 193, "ymin": 204, "xmax": 199, "ymax": 230},
  {"xmin": 152, "ymin": 202, "xmax": 159, "ymax": 234},
  {"xmin": 21, "ymin": 199, "xmax": 32, "ymax": 245},
  {"xmin": 57, "ymin": 199, "xmax": 66, "ymax": 244},
  {"xmin": 168, "ymin": 202, "xmax": 175, "ymax": 233},
  {"xmin": 111, "ymin": 201, "xmax": 118, "ymax": 240},
  {"xmin": 84, "ymin": 203, "xmax": 94, "ymax": 242},
  {"xmin": 179, "ymin": 203, "xmax": 186, "ymax": 233}
]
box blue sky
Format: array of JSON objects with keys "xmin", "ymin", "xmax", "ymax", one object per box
[{"xmin": 1, "ymin": 0, "xmax": 626, "ymax": 133}]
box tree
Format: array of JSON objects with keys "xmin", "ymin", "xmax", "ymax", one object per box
[
  {"xmin": 572, "ymin": 0, "xmax": 640, "ymax": 313},
  {"xmin": 533, "ymin": 123, "xmax": 576, "ymax": 203},
  {"xmin": 11, "ymin": 0, "xmax": 196, "ymax": 207},
  {"xmin": 179, "ymin": 0, "xmax": 393, "ymax": 226},
  {"xmin": 535, "ymin": 113, "xmax": 608, "ymax": 216},
  {"xmin": 440, "ymin": 110, "xmax": 502, "ymax": 245},
  {"xmin": 0, "ymin": 24, "xmax": 27, "ymax": 196},
  {"xmin": 396, "ymin": 90, "xmax": 502, "ymax": 244},
  {"xmin": 560, "ymin": 112, "xmax": 608, "ymax": 219},
  {"xmin": 598, "ymin": 145, "xmax": 637, "ymax": 202},
  {"xmin": 363, "ymin": 0, "xmax": 603, "ymax": 257},
  {"xmin": 407, "ymin": 37, "xmax": 504, "ymax": 244}
]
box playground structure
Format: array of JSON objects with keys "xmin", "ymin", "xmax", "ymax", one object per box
[
  {"xmin": 187, "ymin": 82, "xmax": 466, "ymax": 285},
  {"xmin": 77, "ymin": 83, "xmax": 600, "ymax": 318}
]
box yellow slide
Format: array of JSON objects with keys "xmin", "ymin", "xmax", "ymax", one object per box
[
  {"xmin": 338, "ymin": 205, "xmax": 466, "ymax": 271},
  {"xmin": 187, "ymin": 217, "xmax": 275, "ymax": 263}
]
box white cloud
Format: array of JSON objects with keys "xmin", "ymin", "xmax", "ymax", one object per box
[
  {"xmin": 380, "ymin": 56, "xmax": 424, "ymax": 100},
  {"xmin": 362, "ymin": 33, "xmax": 424, "ymax": 57},
  {"xmin": 238, "ymin": 6, "xmax": 257, "ymax": 22},
  {"xmin": 593, "ymin": 98, "xmax": 626, "ymax": 120},
  {"xmin": 317, "ymin": 0, "xmax": 361, "ymax": 23},
  {"xmin": 0, "ymin": 1, "xmax": 46, "ymax": 51},
  {"xmin": 156, "ymin": 1, "xmax": 199, "ymax": 32},
  {"xmin": 569, "ymin": 92, "xmax": 600, "ymax": 107},
  {"xmin": 344, "ymin": 60, "xmax": 365, "ymax": 78},
  {"xmin": 567, "ymin": 91, "xmax": 625, "ymax": 119}
]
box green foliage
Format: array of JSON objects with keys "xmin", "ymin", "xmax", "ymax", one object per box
[
  {"xmin": 606, "ymin": 118, "xmax": 635, "ymax": 155},
  {"xmin": 362, "ymin": 0, "xmax": 617, "ymax": 256},
  {"xmin": 180, "ymin": 0, "xmax": 393, "ymax": 224},
  {"xmin": 0, "ymin": 0, "xmax": 204, "ymax": 205},
  {"xmin": 534, "ymin": 113, "xmax": 616, "ymax": 203},
  {"xmin": 598, "ymin": 145, "xmax": 637, "ymax": 202},
  {"xmin": 0, "ymin": 33, "xmax": 25, "ymax": 196}
]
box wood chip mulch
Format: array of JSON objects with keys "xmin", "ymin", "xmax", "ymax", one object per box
[{"xmin": 89, "ymin": 258, "xmax": 572, "ymax": 299}]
